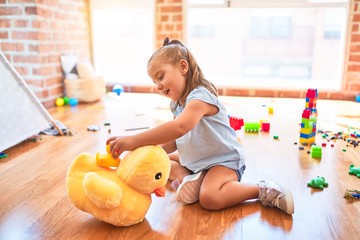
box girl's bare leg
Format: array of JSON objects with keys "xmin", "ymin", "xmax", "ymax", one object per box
[
  {"xmin": 199, "ymin": 165, "xmax": 259, "ymax": 210},
  {"xmin": 168, "ymin": 152, "xmax": 191, "ymax": 182}
]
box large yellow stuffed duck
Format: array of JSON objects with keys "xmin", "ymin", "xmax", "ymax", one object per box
[{"xmin": 66, "ymin": 145, "xmax": 171, "ymax": 227}]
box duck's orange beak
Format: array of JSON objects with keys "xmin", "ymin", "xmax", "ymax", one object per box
[{"xmin": 154, "ymin": 186, "xmax": 166, "ymax": 197}]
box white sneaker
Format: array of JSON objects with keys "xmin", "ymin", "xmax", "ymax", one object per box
[
  {"xmin": 176, "ymin": 171, "xmax": 205, "ymax": 204},
  {"xmin": 258, "ymin": 180, "xmax": 294, "ymax": 214}
]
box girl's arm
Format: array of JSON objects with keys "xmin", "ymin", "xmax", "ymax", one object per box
[
  {"xmin": 160, "ymin": 141, "xmax": 177, "ymax": 154},
  {"xmin": 107, "ymin": 99, "xmax": 218, "ymax": 158}
]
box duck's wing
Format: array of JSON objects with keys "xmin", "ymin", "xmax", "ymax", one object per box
[{"xmin": 83, "ymin": 172, "xmax": 123, "ymax": 209}]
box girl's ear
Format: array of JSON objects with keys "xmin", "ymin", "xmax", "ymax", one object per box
[{"xmin": 179, "ymin": 59, "xmax": 189, "ymax": 75}]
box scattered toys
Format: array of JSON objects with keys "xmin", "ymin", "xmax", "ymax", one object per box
[
  {"xmin": 349, "ymin": 164, "xmax": 360, "ymax": 178},
  {"xmin": 112, "ymin": 84, "xmax": 124, "ymax": 96},
  {"xmin": 244, "ymin": 122, "xmax": 260, "ymax": 132},
  {"xmin": 261, "ymin": 122, "xmax": 270, "ymax": 132},
  {"xmin": 55, "ymin": 96, "xmax": 78, "ymax": 107},
  {"xmin": 344, "ymin": 189, "xmax": 360, "ymax": 201},
  {"xmin": 229, "ymin": 115, "xmax": 244, "ymax": 131},
  {"xmin": 307, "ymin": 176, "xmax": 329, "ymax": 190},
  {"xmin": 311, "ymin": 145, "xmax": 322, "ymax": 159},
  {"xmin": 300, "ymin": 89, "xmax": 318, "ymax": 146}
]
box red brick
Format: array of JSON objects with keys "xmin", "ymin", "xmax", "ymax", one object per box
[
  {"xmin": 1, "ymin": 42, "xmax": 24, "ymax": 51},
  {"xmin": 0, "ymin": 31, "xmax": 9, "ymax": 39},
  {"xmin": 350, "ymin": 44, "xmax": 360, "ymax": 52},
  {"xmin": 14, "ymin": 66, "xmax": 29, "ymax": 75},
  {"xmin": 351, "ymin": 34, "xmax": 360, "ymax": 42},
  {"xmin": 12, "ymin": 31, "xmax": 38, "ymax": 40},
  {"xmin": 0, "ymin": 6, "xmax": 23, "ymax": 15},
  {"xmin": 349, "ymin": 54, "xmax": 360, "ymax": 62},
  {"xmin": 14, "ymin": 19, "xmax": 29, "ymax": 28},
  {"xmin": 348, "ymin": 64, "xmax": 360, "ymax": 72},
  {"xmin": 0, "ymin": 19, "xmax": 11, "ymax": 28}
]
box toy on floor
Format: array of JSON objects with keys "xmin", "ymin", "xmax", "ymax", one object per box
[
  {"xmin": 244, "ymin": 122, "xmax": 260, "ymax": 132},
  {"xmin": 228, "ymin": 115, "xmax": 244, "ymax": 131},
  {"xmin": 299, "ymin": 89, "xmax": 318, "ymax": 146},
  {"xmin": 311, "ymin": 145, "xmax": 322, "ymax": 159},
  {"xmin": 349, "ymin": 164, "xmax": 360, "ymax": 178},
  {"xmin": 113, "ymin": 84, "xmax": 124, "ymax": 96},
  {"xmin": 66, "ymin": 145, "xmax": 171, "ymax": 226},
  {"xmin": 307, "ymin": 176, "xmax": 328, "ymax": 189},
  {"xmin": 96, "ymin": 144, "xmax": 120, "ymax": 168},
  {"xmin": 344, "ymin": 189, "xmax": 360, "ymax": 202}
]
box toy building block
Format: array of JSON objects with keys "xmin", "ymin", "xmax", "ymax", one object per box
[
  {"xmin": 229, "ymin": 115, "xmax": 244, "ymax": 131},
  {"xmin": 244, "ymin": 122, "xmax": 260, "ymax": 132},
  {"xmin": 307, "ymin": 176, "xmax": 328, "ymax": 189},
  {"xmin": 299, "ymin": 88, "xmax": 318, "ymax": 146},
  {"xmin": 311, "ymin": 145, "xmax": 322, "ymax": 158},
  {"xmin": 349, "ymin": 164, "xmax": 360, "ymax": 178},
  {"xmin": 268, "ymin": 107, "xmax": 273, "ymax": 114},
  {"xmin": 261, "ymin": 122, "xmax": 270, "ymax": 132}
]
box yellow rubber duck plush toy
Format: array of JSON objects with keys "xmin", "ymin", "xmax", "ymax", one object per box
[{"xmin": 66, "ymin": 145, "xmax": 171, "ymax": 227}]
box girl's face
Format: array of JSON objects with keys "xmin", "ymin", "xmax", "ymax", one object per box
[{"xmin": 148, "ymin": 58, "xmax": 188, "ymax": 102}]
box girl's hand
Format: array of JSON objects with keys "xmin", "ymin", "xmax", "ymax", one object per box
[{"xmin": 106, "ymin": 136, "xmax": 135, "ymax": 159}]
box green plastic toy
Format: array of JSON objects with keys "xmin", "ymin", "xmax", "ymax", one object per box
[
  {"xmin": 244, "ymin": 122, "xmax": 260, "ymax": 132},
  {"xmin": 307, "ymin": 176, "xmax": 329, "ymax": 189},
  {"xmin": 310, "ymin": 145, "xmax": 322, "ymax": 159},
  {"xmin": 349, "ymin": 164, "xmax": 360, "ymax": 178}
]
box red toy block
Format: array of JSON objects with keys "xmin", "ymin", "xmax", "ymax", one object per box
[
  {"xmin": 229, "ymin": 116, "xmax": 244, "ymax": 131},
  {"xmin": 261, "ymin": 122, "xmax": 270, "ymax": 132}
]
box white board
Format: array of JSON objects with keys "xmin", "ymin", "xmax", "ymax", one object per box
[{"xmin": 0, "ymin": 51, "xmax": 62, "ymax": 152}]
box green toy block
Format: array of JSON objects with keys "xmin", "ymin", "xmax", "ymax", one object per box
[
  {"xmin": 311, "ymin": 145, "xmax": 322, "ymax": 159},
  {"xmin": 244, "ymin": 122, "xmax": 260, "ymax": 133}
]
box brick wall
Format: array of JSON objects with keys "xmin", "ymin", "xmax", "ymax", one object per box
[
  {"xmin": 345, "ymin": 0, "xmax": 360, "ymax": 98},
  {"xmin": 0, "ymin": 0, "xmax": 91, "ymax": 108},
  {"xmin": 155, "ymin": 0, "xmax": 183, "ymax": 48}
]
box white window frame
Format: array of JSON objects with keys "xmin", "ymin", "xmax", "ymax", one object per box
[{"xmin": 185, "ymin": 0, "xmax": 350, "ymax": 90}]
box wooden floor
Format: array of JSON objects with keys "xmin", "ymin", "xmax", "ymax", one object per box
[{"xmin": 1, "ymin": 92, "xmax": 360, "ymax": 240}]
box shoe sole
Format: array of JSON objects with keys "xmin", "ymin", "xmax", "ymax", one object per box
[
  {"xmin": 282, "ymin": 185, "xmax": 294, "ymax": 214},
  {"xmin": 176, "ymin": 171, "xmax": 205, "ymax": 204}
]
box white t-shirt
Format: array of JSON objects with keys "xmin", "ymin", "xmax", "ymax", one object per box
[{"xmin": 173, "ymin": 86, "xmax": 246, "ymax": 173}]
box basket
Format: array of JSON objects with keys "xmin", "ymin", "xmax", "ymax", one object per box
[{"xmin": 64, "ymin": 77, "xmax": 106, "ymax": 102}]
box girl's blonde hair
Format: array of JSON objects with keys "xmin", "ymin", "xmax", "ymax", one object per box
[{"xmin": 148, "ymin": 37, "xmax": 217, "ymax": 111}]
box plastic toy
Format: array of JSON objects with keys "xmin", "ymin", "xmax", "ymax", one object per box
[
  {"xmin": 244, "ymin": 122, "xmax": 260, "ymax": 132},
  {"xmin": 229, "ymin": 115, "xmax": 244, "ymax": 131},
  {"xmin": 349, "ymin": 164, "xmax": 360, "ymax": 178},
  {"xmin": 113, "ymin": 84, "xmax": 124, "ymax": 96},
  {"xmin": 311, "ymin": 145, "xmax": 322, "ymax": 159},
  {"xmin": 66, "ymin": 145, "xmax": 171, "ymax": 226},
  {"xmin": 344, "ymin": 189, "xmax": 360, "ymax": 201},
  {"xmin": 55, "ymin": 97, "xmax": 64, "ymax": 107},
  {"xmin": 300, "ymin": 89, "xmax": 318, "ymax": 146},
  {"xmin": 63, "ymin": 96, "xmax": 70, "ymax": 105},
  {"xmin": 356, "ymin": 94, "xmax": 360, "ymax": 103},
  {"xmin": 69, "ymin": 97, "xmax": 78, "ymax": 106},
  {"xmin": 307, "ymin": 176, "xmax": 328, "ymax": 189},
  {"xmin": 261, "ymin": 122, "xmax": 270, "ymax": 132},
  {"xmin": 268, "ymin": 106, "xmax": 273, "ymax": 114},
  {"xmin": 96, "ymin": 144, "xmax": 120, "ymax": 168}
]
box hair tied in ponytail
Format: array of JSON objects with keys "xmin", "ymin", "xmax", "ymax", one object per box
[{"xmin": 163, "ymin": 37, "xmax": 170, "ymax": 46}]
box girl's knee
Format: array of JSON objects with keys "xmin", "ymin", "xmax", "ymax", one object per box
[{"xmin": 199, "ymin": 191, "xmax": 222, "ymax": 210}]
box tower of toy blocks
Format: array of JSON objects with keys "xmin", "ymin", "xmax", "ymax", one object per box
[{"xmin": 300, "ymin": 89, "xmax": 318, "ymax": 146}]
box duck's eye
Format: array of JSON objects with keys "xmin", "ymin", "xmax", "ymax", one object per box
[{"xmin": 155, "ymin": 172, "xmax": 162, "ymax": 180}]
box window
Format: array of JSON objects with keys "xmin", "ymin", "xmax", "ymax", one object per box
[
  {"xmin": 187, "ymin": 0, "xmax": 349, "ymax": 90},
  {"xmin": 90, "ymin": 0, "xmax": 154, "ymax": 84}
]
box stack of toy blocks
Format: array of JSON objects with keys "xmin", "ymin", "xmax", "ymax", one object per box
[{"xmin": 300, "ymin": 89, "xmax": 318, "ymax": 146}]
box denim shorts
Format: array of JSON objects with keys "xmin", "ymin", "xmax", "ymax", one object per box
[{"xmin": 235, "ymin": 165, "xmax": 246, "ymax": 182}]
